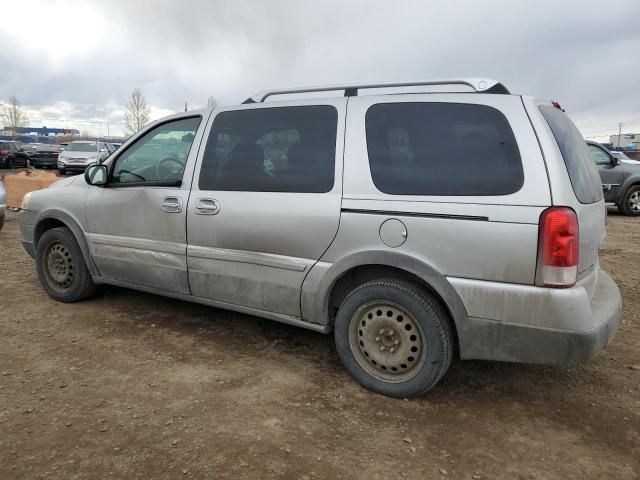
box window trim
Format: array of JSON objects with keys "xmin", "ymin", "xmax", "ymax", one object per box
[
  {"xmin": 105, "ymin": 179, "xmax": 182, "ymax": 189},
  {"xmin": 364, "ymin": 101, "xmax": 525, "ymax": 197},
  {"xmin": 106, "ymin": 114, "xmax": 203, "ymax": 188}
]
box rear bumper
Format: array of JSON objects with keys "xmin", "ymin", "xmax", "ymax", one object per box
[{"xmin": 454, "ymin": 270, "xmax": 621, "ymax": 364}]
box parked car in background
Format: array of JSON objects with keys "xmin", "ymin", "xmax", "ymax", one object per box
[
  {"xmin": 586, "ymin": 141, "xmax": 640, "ymax": 216},
  {"xmin": 0, "ymin": 177, "xmax": 5, "ymax": 230},
  {"xmin": 30, "ymin": 144, "xmax": 63, "ymax": 169},
  {"xmin": 0, "ymin": 141, "xmax": 30, "ymax": 168},
  {"xmin": 21, "ymin": 78, "xmax": 621, "ymax": 397},
  {"xmin": 610, "ymin": 150, "xmax": 640, "ymax": 165},
  {"xmin": 21, "ymin": 143, "xmax": 42, "ymax": 156},
  {"xmin": 57, "ymin": 141, "xmax": 111, "ymax": 175}
]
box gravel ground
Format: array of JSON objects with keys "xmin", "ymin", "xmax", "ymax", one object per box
[{"xmin": 0, "ymin": 208, "xmax": 638, "ymax": 480}]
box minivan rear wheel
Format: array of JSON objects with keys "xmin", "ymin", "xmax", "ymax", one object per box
[
  {"xmin": 35, "ymin": 227, "xmax": 96, "ymax": 302},
  {"xmin": 620, "ymin": 185, "xmax": 640, "ymax": 216},
  {"xmin": 334, "ymin": 280, "xmax": 453, "ymax": 397}
]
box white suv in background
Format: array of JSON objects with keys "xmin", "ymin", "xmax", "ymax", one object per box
[{"xmin": 57, "ymin": 141, "xmax": 111, "ymax": 175}]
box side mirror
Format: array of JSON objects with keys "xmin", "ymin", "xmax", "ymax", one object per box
[
  {"xmin": 84, "ymin": 164, "xmax": 108, "ymax": 186},
  {"xmin": 612, "ymin": 156, "xmax": 621, "ymax": 166},
  {"xmin": 99, "ymin": 148, "xmax": 107, "ymax": 152}
]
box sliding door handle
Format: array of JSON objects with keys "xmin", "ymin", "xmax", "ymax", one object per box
[{"xmin": 195, "ymin": 198, "xmax": 220, "ymax": 215}]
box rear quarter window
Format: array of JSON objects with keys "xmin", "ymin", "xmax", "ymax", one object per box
[
  {"xmin": 365, "ymin": 102, "xmax": 524, "ymax": 196},
  {"xmin": 539, "ymin": 105, "xmax": 603, "ymax": 204}
]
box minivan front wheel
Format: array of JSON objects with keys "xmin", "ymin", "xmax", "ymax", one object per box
[
  {"xmin": 620, "ymin": 185, "xmax": 640, "ymax": 216},
  {"xmin": 334, "ymin": 280, "xmax": 453, "ymax": 397},
  {"xmin": 35, "ymin": 227, "xmax": 96, "ymax": 302}
]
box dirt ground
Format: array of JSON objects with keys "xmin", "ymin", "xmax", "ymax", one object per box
[{"xmin": 0, "ymin": 207, "xmax": 638, "ymax": 480}]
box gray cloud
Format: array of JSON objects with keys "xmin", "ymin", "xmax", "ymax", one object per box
[{"xmin": 1, "ymin": 0, "xmax": 639, "ymax": 138}]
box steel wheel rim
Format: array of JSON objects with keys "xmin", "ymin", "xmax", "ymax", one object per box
[
  {"xmin": 630, "ymin": 191, "xmax": 640, "ymax": 212},
  {"xmin": 348, "ymin": 301, "xmax": 426, "ymax": 383},
  {"xmin": 45, "ymin": 242, "xmax": 75, "ymax": 290}
]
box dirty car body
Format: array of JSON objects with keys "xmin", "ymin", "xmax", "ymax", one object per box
[{"xmin": 20, "ymin": 78, "xmax": 622, "ymax": 397}]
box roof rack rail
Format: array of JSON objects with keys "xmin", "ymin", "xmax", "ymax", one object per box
[{"xmin": 243, "ymin": 78, "xmax": 509, "ymax": 104}]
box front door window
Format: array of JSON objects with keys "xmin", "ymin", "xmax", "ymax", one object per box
[{"xmin": 111, "ymin": 117, "xmax": 201, "ymax": 184}]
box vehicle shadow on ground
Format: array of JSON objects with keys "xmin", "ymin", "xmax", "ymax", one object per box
[{"xmin": 91, "ymin": 284, "xmax": 611, "ymax": 403}]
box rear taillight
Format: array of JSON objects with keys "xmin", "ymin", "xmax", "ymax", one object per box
[
  {"xmin": 0, "ymin": 150, "xmax": 8, "ymax": 156},
  {"xmin": 538, "ymin": 207, "xmax": 579, "ymax": 288}
]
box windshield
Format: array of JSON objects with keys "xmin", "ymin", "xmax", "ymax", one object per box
[{"xmin": 66, "ymin": 143, "xmax": 97, "ymax": 152}]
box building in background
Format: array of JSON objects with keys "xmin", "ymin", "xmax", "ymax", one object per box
[
  {"xmin": 1, "ymin": 126, "xmax": 80, "ymax": 137},
  {"xmin": 609, "ymin": 133, "xmax": 640, "ymax": 150}
]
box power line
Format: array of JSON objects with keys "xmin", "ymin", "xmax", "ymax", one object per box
[{"xmin": 617, "ymin": 122, "xmax": 623, "ymax": 148}]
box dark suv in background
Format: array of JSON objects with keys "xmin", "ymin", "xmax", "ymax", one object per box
[
  {"xmin": 0, "ymin": 141, "xmax": 30, "ymax": 168},
  {"xmin": 587, "ymin": 141, "xmax": 640, "ymax": 216}
]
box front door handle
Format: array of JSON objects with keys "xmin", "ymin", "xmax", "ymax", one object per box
[
  {"xmin": 195, "ymin": 198, "xmax": 220, "ymax": 215},
  {"xmin": 161, "ymin": 197, "xmax": 182, "ymax": 213}
]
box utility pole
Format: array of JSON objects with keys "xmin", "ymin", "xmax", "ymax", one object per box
[
  {"xmin": 184, "ymin": 102, "xmax": 188, "ymax": 112},
  {"xmin": 617, "ymin": 122, "xmax": 623, "ymax": 148}
]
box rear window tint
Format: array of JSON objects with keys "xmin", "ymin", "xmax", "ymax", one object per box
[
  {"xmin": 199, "ymin": 106, "xmax": 337, "ymax": 193},
  {"xmin": 539, "ymin": 105, "xmax": 603, "ymax": 204},
  {"xmin": 365, "ymin": 102, "xmax": 524, "ymax": 196}
]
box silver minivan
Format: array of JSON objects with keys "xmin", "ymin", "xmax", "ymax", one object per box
[{"xmin": 20, "ymin": 78, "xmax": 621, "ymax": 397}]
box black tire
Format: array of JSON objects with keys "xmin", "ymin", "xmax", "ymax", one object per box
[
  {"xmin": 334, "ymin": 280, "xmax": 453, "ymax": 398},
  {"xmin": 35, "ymin": 227, "xmax": 96, "ymax": 302},
  {"xmin": 58, "ymin": 167, "xmax": 66, "ymax": 176},
  {"xmin": 7, "ymin": 158, "xmax": 13, "ymax": 169},
  {"xmin": 0, "ymin": 214, "xmax": 4, "ymax": 231},
  {"xmin": 620, "ymin": 185, "xmax": 640, "ymax": 217}
]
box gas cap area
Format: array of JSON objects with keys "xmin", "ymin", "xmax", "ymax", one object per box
[{"xmin": 379, "ymin": 218, "xmax": 408, "ymax": 248}]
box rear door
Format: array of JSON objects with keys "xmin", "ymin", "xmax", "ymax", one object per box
[
  {"xmin": 186, "ymin": 99, "xmax": 345, "ymax": 316},
  {"xmin": 587, "ymin": 143, "xmax": 624, "ymax": 203}
]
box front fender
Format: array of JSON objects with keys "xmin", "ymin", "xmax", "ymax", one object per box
[{"xmin": 31, "ymin": 209, "xmax": 99, "ymax": 277}]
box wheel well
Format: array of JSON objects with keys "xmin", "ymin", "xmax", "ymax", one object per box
[
  {"xmin": 327, "ymin": 264, "xmax": 459, "ymax": 352},
  {"xmin": 34, "ymin": 218, "xmax": 67, "ymax": 247}
]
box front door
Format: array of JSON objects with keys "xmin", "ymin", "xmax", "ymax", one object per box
[
  {"xmin": 186, "ymin": 100, "xmax": 345, "ymax": 316},
  {"xmin": 85, "ymin": 115, "xmax": 205, "ymax": 294},
  {"xmin": 588, "ymin": 143, "xmax": 624, "ymax": 202}
]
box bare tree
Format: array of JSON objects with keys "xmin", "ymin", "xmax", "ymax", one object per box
[
  {"xmin": 124, "ymin": 88, "xmax": 151, "ymax": 135},
  {"xmin": 1, "ymin": 95, "xmax": 29, "ymax": 138},
  {"xmin": 207, "ymin": 96, "xmax": 217, "ymax": 109}
]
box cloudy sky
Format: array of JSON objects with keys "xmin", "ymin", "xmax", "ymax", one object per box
[{"xmin": 1, "ymin": 0, "xmax": 639, "ymax": 139}]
